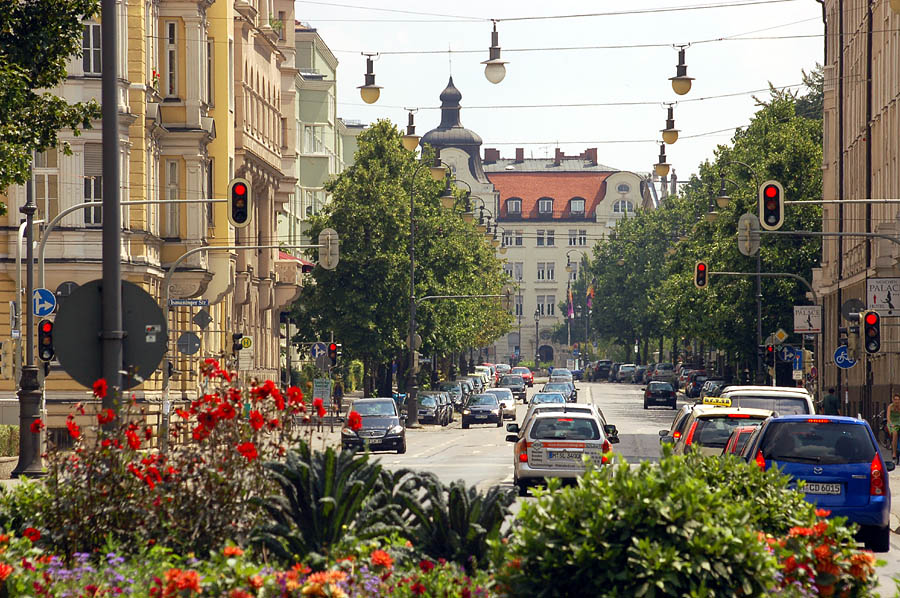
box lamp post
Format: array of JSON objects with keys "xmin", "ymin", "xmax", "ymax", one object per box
[{"xmin": 534, "ymin": 308, "xmax": 540, "ymax": 364}]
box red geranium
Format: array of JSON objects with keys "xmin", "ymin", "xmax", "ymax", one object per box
[
  {"xmin": 236, "ymin": 441, "xmax": 258, "ymax": 462},
  {"xmin": 23, "ymin": 527, "xmax": 40, "ymax": 542},
  {"xmin": 249, "ymin": 410, "xmax": 265, "ymax": 431},
  {"xmin": 29, "ymin": 419, "xmax": 44, "ymax": 434},
  {"xmin": 216, "ymin": 402, "xmax": 237, "ymax": 420},
  {"xmin": 347, "ymin": 411, "xmax": 363, "ymax": 431},
  {"xmin": 287, "ymin": 386, "xmax": 303, "ymax": 404},
  {"xmin": 0, "ymin": 563, "xmax": 12, "ymax": 580},
  {"xmin": 419, "ymin": 559, "xmax": 435, "ymax": 573},
  {"xmin": 126, "ymin": 430, "xmax": 141, "ymax": 450},
  {"xmin": 66, "ymin": 419, "xmax": 80, "ymax": 440},
  {"xmin": 92, "ymin": 378, "xmax": 108, "ymax": 399},
  {"xmin": 97, "ymin": 408, "xmax": 116, "ymax": 425}
]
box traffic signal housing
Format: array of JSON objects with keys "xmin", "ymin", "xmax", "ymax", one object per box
[
  {"xmin": 766, "ymin": 344, "xmax": 775, "ymax": 366},
  {"xmin": 694, "ymin": 261, "xmax": 709, "ymax": 288},
  {"xmin": 328, "ymin": 342, "xmax": 338, "ymax": 366},
  {"xmin": 864, "ymin": 310, "xmax": 881, "ymax": 353},
  {"xmin": 232, "ymin": 333, "xmax": 244, "ymax": 354},
  {"xmin": 228, "ymin": 177, "xmax": 252, "ymax": 228},
  {"xmin": 759, "ymin": 180, "xmax": 784, "ymax": 231},
  {"xmin": 38, "ymin": 319, "xmax": 54, "ymax": 361}
]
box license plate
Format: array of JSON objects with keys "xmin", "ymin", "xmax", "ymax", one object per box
[
  {"xmin": 805, "ymin": 482, "xmax": 842, "ymax": 495},
  {"xmin": 547, "ymin": 450, "xmax": 583, "ymax": 460},
  {"xmin": 476, "ymin": 415, "xmax": 487, "ymax": 419},
  {"xmin": 366, "ymin": 438, "xmax": 382, "ymax": 445}
]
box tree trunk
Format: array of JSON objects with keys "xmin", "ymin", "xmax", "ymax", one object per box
[{"xmin": 363, "ymin": 357, "xmax": 373, "ymax": 397}]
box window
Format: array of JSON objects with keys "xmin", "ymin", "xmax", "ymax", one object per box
[
  {"xmin": 617, "ymin": 183, "xmax": 630, "ymax": 194},
  {"xmin": 569, "ymin": 262, "xmax": 578, "ymax": 281},
  {"xmin": 545, "ymin": 295, "xmax": 556, "ymax": 316},
  {"xmin": 570, "ymin": 198, "xmax": 585, "ymax": 214},
  {"xmin": 503, "ymin": 263, "xmax": 514, "ymax": 279},
  {"xmin": 613, "ymin": 200, "xmax": 634, "ymax": 213},
  {"xmin": 579, "ymin": 230, "xmax": 587, "ymax": 245},
  {"xmin": 546, "ymin": 262, "xmax": 555, "ymax": 280},
  {"xmin": 83, "ymin": 24, "xmax": 101, "ymax": 75},
  {"xmin": 502, "ymin": 230, "xmax": 513, "ymax": 247},
  {"xmin": 513, "ymin": 262, "xmax": 524, "ymax": 281},
  {"xmin": 507, "ymin": 198, "xmax": 521, "ymax": 214},
  {"xmin": 83, "ymin": 144, "xmax": 102, "ymax": 225},
  {"xmin": 546, "ymin": 230, "xmax": 555, "ymax": 246},
  {"xmin": 538, "ymin": 197, "xmax": 553, "ymax": 214},
  {"xmin": 536, "ymin": 295, "xmax": 545, "ymax": 316},
  {"xmin": 34, "ymin": 149, "xmax": 59, "ymax": 222},
  {"xmin": 536, "ymin": 230, "xmax": 544, "ymax": 247},
  {"xmin": 207, "ymin": 40, "xmax": 214, "ymax": 105},
  {"xmin": 165, "ymin": 22, "xmax": 177, "ymax": 96},
  {"xmin": 206, "ymin": 159, "xmax": 214, "ymax": 225},
  {"xmin": 515, "ymin": 294, "xmax": 523, "ymax": 316},
  {"xmin": 537, "ymin": 263, "xmax": 547, "ymax": 281},
  {"xmin": 515, "ymin": 230, "xmax": 523, "ymax": 246},
  {"xmin": 164, "ymin": 160, "xmax": 180, "ymax": 237},
  {"xmin": 568, "ymin": 230, "xmax": 577, "ymax": 246}
]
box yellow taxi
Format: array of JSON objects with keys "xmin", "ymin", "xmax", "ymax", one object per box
[{"xmin": 671, "ymin": 397, "xmax": 771, "ymax": 457}]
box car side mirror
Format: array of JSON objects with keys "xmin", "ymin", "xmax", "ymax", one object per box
[
  {"xmin": 608, "ymin": 435, "xmax": 620, "ymax": 444},
  {"xmin": 658, "ymin": 429, "xmax": 668, "ymax": 436},
  {"xmin": 604, "ymin": 424, "xmax": 618, "ymax": 437},
  {"xmin": 505, "ymin": 434, "xmax": 518, "ymax": 443},
  {"xmin": 641, "ymin": 388, "xmax": 646, "ymax": 392},
  {"xmin": 660, "ymin": 436, "xmax": 675, "ymax": 444},
  {"xmin": 506, "ymin": 423, "xmax": 519, "ymax": 433},
  {"xmin": 887, "ymin": 460, "xmax": 896, "ymax": 472}
]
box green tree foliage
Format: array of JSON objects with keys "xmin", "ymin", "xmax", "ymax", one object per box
[
  {"xmin": 0, "ymin": 0, "xmax": 101, "ymax": 196},
  {"xmin": 584, "ymin": 72, "xmax": 822, "ymax": 370},
  {"xmin": 290, "ymin": 120, "xmax": 510, "ymax": 393}
]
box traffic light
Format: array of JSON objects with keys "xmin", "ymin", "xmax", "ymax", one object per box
[
  {"xmin": 848, "ymin": 323, "xmax": 860, "ymax": 360},
  {"xmin": 228, "ymin": 177, "xmax": 252, "ymax": 229},
  {"xmin": 693, "ymin": 261, "xmax": 708, "ymax": 288},
  {"xmin": 328, "ymin": 342, "xmax": 338, "ymax": 366},
  {"xmin": 863, "ymin": 310, "xmax": 881, "ymax": 353},
  {"xmin": 758, "ymin": 180, "xmax": 784, "ymax": 231},
  {"xmin": 765, "ymin": 344, "xmax": 775, "ymax": 366},
  {"xmin": 38, "ymin": 319, "xmax": 54, "ymax": 362},
  {"xmin": 232, "ymin": 333, "xmax": 244, "ymax": 354}
]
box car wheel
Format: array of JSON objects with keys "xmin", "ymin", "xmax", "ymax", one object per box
[
  {"xmin": 397, "ymin": 441, "xmax": 407, "ymax": 455},
  {"xmin": 516, "ymin": 479, "xmax": 528, "ymax": 497},
  {"xmin": 643, "ymin": 402, "xmax": 648, "ymax": 410},
  {"xmin": 864, "ymin": 525, "xmax": 891, "ymax": 552},
  {"xmin": 462, "ymin": 422, "xmax": 469, "ymax": 429}
]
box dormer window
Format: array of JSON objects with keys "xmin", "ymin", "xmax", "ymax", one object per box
[
  {"xmin": 570, "ymin": 198, "xmax": 585, "ymax": 214},
  {"xmin": 538, "ymin": 197, "xmax": 553, "ymax": 214},
  {"xmin": 617, "ymin": 183, "xmax": 630, "ymax": 194},
  {"xmin": 506, "ymin": 198, "xmax": 522, "ymax": 214},
  {"xmin": 613, "ymin": 200, "xmax": 634, "ymax": 213}
]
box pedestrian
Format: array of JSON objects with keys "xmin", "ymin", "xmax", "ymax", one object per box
[
  {"xmin": 333, "ymin": 378, "xmax": 344, "ymax": 421},
  {"xmin": 887, "ymin": 393, "xmax": 900, "ymax": 461},
  {"xmin": 821, "ymin": 387, "xmax": 840, "ymax": 416}
]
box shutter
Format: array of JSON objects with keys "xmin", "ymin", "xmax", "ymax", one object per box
[{"xmin": 84, "ymin": 144, "xmax": 102, "ymax": 176}]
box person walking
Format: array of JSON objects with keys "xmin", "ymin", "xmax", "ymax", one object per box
[
  {"xmin": 822, "ymin": 387, "xmax": 841, "ymax": 416},
  {"xmin": 887, "ymin": 393, "xmax": 900, "ymax": 462},
  {"xmin": 333, "ymin": 378, "xmax": 344, "ymax": 422}
]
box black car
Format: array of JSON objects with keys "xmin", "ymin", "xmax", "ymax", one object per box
[
  {"xmin": 643, "ymin": 381, "xmax": 677, "ymax": 410},
  {"xmin": 462, "ymin": 394, "xmax": 503, "ymax": 428},
  {"xmin": 418, "ymin": 392, "xmax": 450, "ymax": 425},
  {"xmin": 499, "ymin": 374, "xmax": 527, "ymax": 402},
  {"xmin": 593, "ymin": 360, "xmax": 612, "ymax": 381},
  {"xmin": 439, "ymin": 381, "xmax": 465, "ymax": 411},
  {"xmin": 341, "ymin": 398, "xmax": 406, "ymax": 453}
]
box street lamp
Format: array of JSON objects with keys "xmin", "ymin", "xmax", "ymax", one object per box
[
  {"xmin": 534, "ymin": 308, "xmax": 541, "ymax": 364},
  {"xmin": 669, "ymin": 46, "xmax": 695, "ymax": 96},
  {"xmin": 661, "ymin": 105, "xmax": 680, "ymax": 144},
  {"xmin": 655, "ymin": 143, "xmax": 670, "ymax": 177},
  {"xmin": 481, "ymin": 20, "xmax": 508, "ymax": 84},
  {"xmin": 401, "ymin": 110, "xmax": 420, "ymax": 152},
  {"xmin": 358, "ymin": 53, "xmax": 382, "ymax": 104}
]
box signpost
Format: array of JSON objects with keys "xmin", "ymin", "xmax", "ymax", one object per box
[
  {"xmin": 778, "ymin": 345, "xmax": 796, "ymax": 363},
  {"xmin": 867, "ymin": 278, "xmax": 900, "ymax": 316},
  {"xmin": 793, "ymin": 305, "xmax": 822, "ymax": 334},
  {"xmin": 310, "ymin": 342, "xmax": 328, "ymax": 359},
  {"xmin": 833, "ymin": 345, "xmax": 857, "ymax": 369},
  {"xmin": 792, "ymin": 353, "xmax": 803, "ymax": 380},
  {"xmin": 32, "ymin": 288, "xmax": 56, "ymax": 317},
  {"xmin": 237, "ymin": 336, "xmax": 253, "ymax": 370}
]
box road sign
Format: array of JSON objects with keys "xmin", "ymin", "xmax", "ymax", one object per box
[
  {"xmin": 176, "ymin": 332, "xmax": 201, "ymax": 355},
  {"xmin": 793, "ymin": 353, "xmax": 802, "ymax": 370},
  {"xmin": 315, "ymin": 354, "xmax": 330, "ymax": 371},
  {"xmin": 841, "ymin": 298, "xmax": 866, "ymax": 321},
  {"xmin": 737, "ymin": 213, "xmax": 760, "ymax": 257},
  {"xmin": 833, "ymin": 345, "xmax": 857, "ymax": 369},
  {"xmin": 311, "ymin": 342, "xmax": 327, "ymax": 358},
  {"xmin": 793, "ymin": 305, "xmax": 822, "ymax": 334},
  {"xmin": 192, "ymin": 309, "xmax": 213, "ymax": 329},
  {"xmin": 866, "ymin": 278, "xmax": 900, "ymax": 316},
  {"xmin": 240, "ymin": 336, "xmax": 253, "ymax": 349},
  {"xmin": 774, "ymin": 328, "xmax": 788, "ymax": 344},
  {"xmin": 810, "ymin": 366, "xmax": 818, "ymax": 379},
  {"xmin": 237, "ymin": 336, "xmax": 254, "ymax": 370},
  {"xmin": 33, "ymin": 288, "xmax": 56, "ymax": 317},
  {"xmin": 53, "ymin": 280, "xmax": 167, "ymax": 390},
  {"xmin": 792, "ymin": 369, "xmax": 803, "ymax": 380},
  {"xmin": 778, "ymin": 345, "xmax": 796, "ymax": 362},
  {"xmin": 313, "ymin": 378, "xmax": 332, "ymax": 407},
  {"xmin": 407, "ymin": 333, "xmax": 422, "ymax": 350},
  {"xmin": 55, "ymin": 281, "xmax": 79, "ymax": 310},
  {"xmin": 168, "ymin": 298, "xmax": 210, "ymax": 307}
]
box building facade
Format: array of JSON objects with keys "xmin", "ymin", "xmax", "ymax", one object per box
[{"xmin": 815, "ymin": 0, "xmax": 900, "ymax": 421}]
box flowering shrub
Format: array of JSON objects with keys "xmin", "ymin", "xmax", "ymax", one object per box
[{"xmin": 23, "ymin": 361, "xmax": 315, "ymax": 557}]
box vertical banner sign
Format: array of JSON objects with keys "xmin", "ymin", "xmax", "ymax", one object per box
[
  {"xmin": 793, "ymin": 305, "xmax": 822, "ymax": 334},
  {"xmin": 313, "ymin": 378, "xmax": 332, "ymax": 407},
  {"xmin": 866, "ymin": 278, "xmax": 900, "ymax": 317}
]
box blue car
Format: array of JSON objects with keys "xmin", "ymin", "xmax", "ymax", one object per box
[{"xmin": 741, "ymin": 415, "xmax": 894, "ymax": 552}]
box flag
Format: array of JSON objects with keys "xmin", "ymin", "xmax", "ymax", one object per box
[
  {"xmin": 586, "ymin": 285, "xmax": 594, "ymax": 310},
  {"xmin": 567, "ymin": 287, "xmax": 574, "ymax": 319}
]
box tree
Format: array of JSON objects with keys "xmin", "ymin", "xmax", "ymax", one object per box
[
  {"xmin": 0, "ymin": 0, "xmax": 101, "ymax": 199},
  {"xmin": 290, "ymin": 120, "xmax": 510, "ymax": 396}
]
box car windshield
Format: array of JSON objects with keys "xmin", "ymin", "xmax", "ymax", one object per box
[
  {"xmin": 353, "ymin": 401, "xmax": 396, "ymax": 417},
  {"xmin": 419, "ymin": 396, "xmax": 437, "ymax": 407},
  {"xmin": 512, "ymin": 367, "xmax": 530, "ymax": 374},
  {"xmin": 531, "ymin": 417, "xmax": 600, "ymax": 440},
  {"xmin": 620, "ymin": 366, "xmax": 635, "ymax": 372},
  {"xmin": 730, "ymin": 396, "xmax": 810, "ymax": 415},
  {"xmin": 439, "ymin": 383, "xmax": 460, "ymax": 392},
  {"xmin": 762, "ymin": 421, "xmax": 876, "ymax": 464},
  {"xmin": 468, "ymin": 395, "xmax": 499, "ymax": 407},
  {"xmin": 486, "ymin": 389, "xmax": 513, "ymax": 400},
  {"xmin": 694, "ymin": 415, "xmax": 767, "ymax": 448},
  {"xmin": 649, "ymin": 382, "xmax": 674, "ymax": 392},
  {"xmin": 732, "ymin": 429, "xmax": 756, "ymax": 454},
  {"xmin": 500, "ymin": 375, "xmax": 524, "ymax": 385},
  {"xmin": 656, "ymin": 363, "xmax": 674, "ymax": 371},
  {"xmin": 532, "ymin": 393, "xmax": 565, "ymax": 404},
  {"xmin": 544, "ymin": 383, "xmax": 568, "ymax": 391}
]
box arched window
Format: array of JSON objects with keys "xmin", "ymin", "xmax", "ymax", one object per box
[
  {"xmin": 506, "ymin": 197, "xmax": 522, "ymax": 214},
  {"xmin": 613, "ymin": 200, "xmax": 634, "ymax": 213},
  {"xmin": 617, "ymin": 183, "xmax": 631, "ymax": 194},
  {"xmin": 538, "ymin": 197, "xmax": 554, "ymax": 214},
  {"xmin": 569, "ymin": 197, "xmax": 585, "ymax": 214}
]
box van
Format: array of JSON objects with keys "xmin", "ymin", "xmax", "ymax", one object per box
[{"xmin": 719, "ymin": 385, "xmax": 815, "ymax": 415}]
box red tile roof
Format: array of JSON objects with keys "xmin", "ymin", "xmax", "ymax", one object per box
[
  {"xmin": 278, "ymin": 251, "xmax": 315, "ymax": 267},
  {"xmin": 486, "ymin": 172, "xmax": 610, "ymax": 220}
]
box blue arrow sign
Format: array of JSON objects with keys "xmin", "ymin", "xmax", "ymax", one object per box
[
  {"xmin": 833, "ymin": 345, "xmax": 857, "ymax": 369},
  {"xmin": 32, "ymin": 288, "xmax": 56, "ymax": 317},
  {"xmin": 778, "ymin": 345, "xmax": 796, "ymax": 362},
  {"xmin": 310, "ymin": 342, "xmax": 327, "ymax": 359}
]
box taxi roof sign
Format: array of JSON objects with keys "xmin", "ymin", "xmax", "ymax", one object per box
[{"xmin": 702, "ymin": 396, "xmax": 732, "ymax": 407}]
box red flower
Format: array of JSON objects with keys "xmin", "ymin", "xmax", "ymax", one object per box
[
  {"xmin": 97, "ymin": 408, "xmax": 115, "ymax": 425},
  {"xmin": 815, "ymin": 508, "xmax": 832, "ymax": 518},
  {"xmin": 175, "ymin": 408, "xmax": 191, "ymax": 420},
  {"xmin": 126, "ymin": 430, "xmax": 141, "ymax": 450},
  {"xmin": 0, "ymin": 563, "xmax": 12, "ymax": 580},
  {"xmin": 23, "ymin": 527, "xmax": 40, "ymax": 542},
  {"xmin": 92, "ymin": 378, "xmax": 108, "ymax": 399},
  {"xmin": 216, "ymin": 402, "xmax": 237, "ymax": 420},
  {"xmin": 419, "ymin": 559, "xmax": 435, "ymax": 573},
  {"xmin": 197, "ymin": 410, "xmax": 217, "ymax": 430},
  {"xmin": 371, "ymin": 549, "xmax": 393, "ymax": 569},
  {"xmin": 145, "ymin": 426, "xmax": 153, "ymax": 440},
  {"xmin": 249, "ymin": 410, "xmax": 265, "ymax": 430},
  {"xmin": 347, "ymin": 411, "xmax": 363, "ymax": 431},
  {"xmin": 66, "ymin": 419, "xmax": 80, "ymax": 440},
  {"xmin": 313, "ymin": 397, "xmax": 324, "ymax": 410},
  {"xmin": 273, "ymin": 390, "xmax": 285, "ymax": 411},
  {"xmin": 267, "ymin": 418, "xmax": 281, "ymax": 430},
  {"xmin": 287, "ymin": 386, "xmax": 303, "ymax": 404},
  {"xmin": 410, "ymin": 582, "xmax": 426, "ymax": 595},
  {"xmin": 223, "ymin": 545, "xmax": 244, "ymax": 557},
  {"xmin": 237, "ymin": 441, "xmax": 258, "ymax": 462},
  {"xmin": 29, "ymin": 419, "xmax": 44, "ymax": 434},
  {"xmin": 191, "ymin": 425, "xmax": 210, "ymax": 442}
]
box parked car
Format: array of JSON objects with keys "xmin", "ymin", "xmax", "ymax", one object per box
[
  {"xmin": 631, "ymin": 365, "xmax": 648, "ymax": 384},
  {"xmin": 643, "ymin": 381, "xmax": 677, "ymax": 410},
  {"xmin": 642, "ymin": 363, "xmax": 657, "ymax": 385},
  {"xmin": 499, "ymin": 374, "xmax": 527, "ymax": 402},
  {"xmin": 511, "ymin": 366, "xmax": 534, "ymax": 387},
  {"xmin": 341, "ymin": 398, "xmax": 406, "ymax": 454},
  {"xmin": 438, "ymin": 381, "xmax": 465, "ymax": 411},
  {"xmin": 418, "ymin": 392, "xmax": 450, "ymax": 426},
  {"xmin": 495, "ymin": 363, "xmax": 512, "ymax": 375},
  {"xmin": 684, "ymin": 372, "xmax": 709, "ymax": 398},
  {"xmin": 652, "ymin": 363, "xmax": 677, "ymax": 386},
  {"xmin": 719, "ymin": 386, "xmax": 815, "ymax": 415},
  {"xmin": 473, "ymin": 367, "xmax": 494, "ymax": 388},
  {"xmin": 485, "ymin": 387, "xmax": 516, "ymax": 420},
  {"xmin": 479, "ymin": 363, "xmax": 499, "ymax": 385},
  {"xmin": 608, "ymin": 363, "xmax": 622, "ymax": 382},
  {"xmin": 740, "ymin": 415, "xmax": 894, "ymax": 552},
  {"xmin": 507, "ymin": 410, "xmax": 619, "ymax": 496},
  {"xmin": 464, "ymin": 374, "xmax": 485, "ymax": 394},
  {"xmin": 722, "ymin": 425, "xmax": 760, "ymax": 456},
  {"xmin": 455, "ymin": 378, "xmax": 475, "ymax": 404},
  {"xmin": 592, "ymin": 359, "xmax": 613, "ymax": 381},
  {"xmin": 461, "ymin": 394, "xmax": 503, "ymax": 428},
  {"xmin": 616, "ymin": 364, "xmax": 636, "ymax": 383}
]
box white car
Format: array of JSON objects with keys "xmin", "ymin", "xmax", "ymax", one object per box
[
  {"xmin": 718, "ymin": 386, "xmax": 815, "ymax": 415},
  {"xmin": 510, "ymin": 402, "xmax": 611, "ymax": 439},
  {"xmin": 485, "ymin": 388, "xmax": 516, "ymax": 420},
  {"xmin": 473, "ymin": 366, "xmax": 494, "ymax": 388},
  {"xmin": 616, "ymin": 364, "xmax": 636, "ymax": 382}
]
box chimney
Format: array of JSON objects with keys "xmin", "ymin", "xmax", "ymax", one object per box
[
  {"xmin": 515, "ymin": 147, "xmax": 524, "ymax": 163},
  {"xmin": 585, "ymin": 148, "xmax": 598, "ymax": 166},
  {"xmin": 554, "ymin": 148, "xmax": 563, "ymax": 166},
  {"xmin": 484, "ymin": 148, "xmax": 500, "ymax": 163}
]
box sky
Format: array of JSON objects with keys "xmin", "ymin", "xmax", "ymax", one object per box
[{"xmin": 294, "ymin": 0, "xmax": 824, "ymax": 179}]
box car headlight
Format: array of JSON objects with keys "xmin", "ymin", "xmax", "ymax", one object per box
[
  {"xmin": 388, "ymin": 425, "xmax": 404, "ymax": 435},
  {"xmin": 341, "ymin": 428, "xmax": 355, "ymax": 436},
  {"xmin": 463, "ymin": 409, "xmax": 471, "ymax": 415}
]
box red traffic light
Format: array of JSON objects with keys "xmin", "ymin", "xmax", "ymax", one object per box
[
  {"xmin": 766, "ymin": 345, "xmax": 774, "ymax": 353},
  {"xmin": 233, "ymin": 183, "xmax": 246, "ymax": 196},
  {"xmin": 41, "ymin": 322, "xmax": 52, "ymax": 333},
  {"xmin": 764, "ymin": 185, "xmax": 777, "ymax": 198},
  {"xmin": 865, "ymin": 312, "xmax": 878, "ymax": 325},
  {"xmin": 697, "ymin": 263, "xmax": 706, "ymax": 272},
  {"xmin": 329, "ymin": 343, "xmax": 337, "ymax": 352}
]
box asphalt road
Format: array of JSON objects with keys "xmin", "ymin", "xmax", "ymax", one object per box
[{"xmin": 369, "ymin": 379, "xmax": 900, "ymax": 589}]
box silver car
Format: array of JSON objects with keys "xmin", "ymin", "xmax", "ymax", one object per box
[
  {"xmin": 507, "ymin": 411, "xmax": 619, "ymax": 496},
  {"xmin": 485, "ymin": 388, "xmax": 517, "ymax": 420}
]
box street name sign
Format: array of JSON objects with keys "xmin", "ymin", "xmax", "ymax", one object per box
[
  {"xmin": 866, "ymin": 278, "xmax": 900, "ymax": 316},
  {"xmin": 33, "ymin": 288, "xmax": 56, "ymax": 317},
  {"xmin": 168, "ymin": 298, "xmax": 210, "ymax": 307},
  {"xmin": 793, "ymin": 305, "xmax": 822, "ymax": 334}
]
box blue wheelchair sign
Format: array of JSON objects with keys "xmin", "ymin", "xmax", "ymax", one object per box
[
  {"xmin": 33, "ymin": 288, "xmax": 56, "ymax": 317},
  {"xmin": 833, "ymin": 345, "xmax": 857, "ymax": 369}
]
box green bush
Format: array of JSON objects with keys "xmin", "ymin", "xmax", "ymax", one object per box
[{"xmin": 493, "ymin": 451, "xmax": 809, "ymax": 597}]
